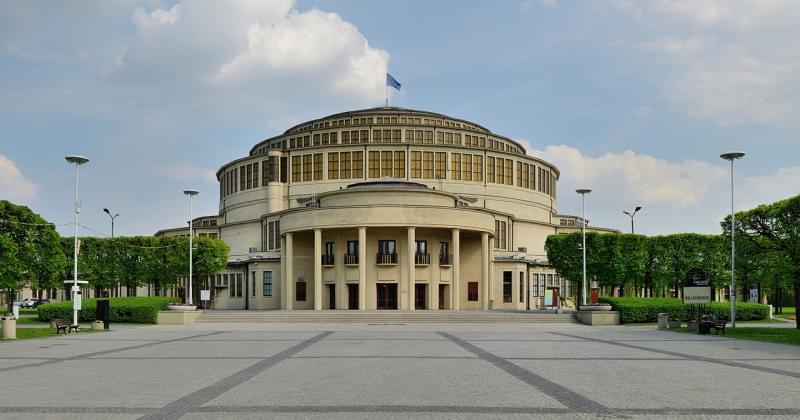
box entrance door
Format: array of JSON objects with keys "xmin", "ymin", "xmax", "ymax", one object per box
[
  {"xmin": 376, "ymin": 283, "xmax": 398, "ymax": 310},
  {"xmin": 415, "ymin": 284, "xmax": 427, "ymax": 310},
  {"xmin": 552, "ymin": 287, "xmax": 560, "ymax": 308},
  {"xmin": 439, "ymin": 284, "xmax": 447, "ymax": 309},
  {"xmin": 328, "ymin": 284, "xmax": 336, "ymax": 310},
  {"xmin": 347, "ymin": 284, "xmax": 359, "ymax": 310}
]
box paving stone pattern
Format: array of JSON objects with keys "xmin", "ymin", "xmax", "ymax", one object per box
[{"xmin": 0, "ymin": 323, "xmax": 798, "ymax": 419}]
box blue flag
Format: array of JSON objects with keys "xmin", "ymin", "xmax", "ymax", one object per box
[{"xmin": 386, "ymin": 73, "xmax": 401, "ymax": 90}]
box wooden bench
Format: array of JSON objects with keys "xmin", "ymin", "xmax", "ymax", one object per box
[
  {"xmin": 53, "ymin": 318, "xmax": 79, "ymax": 334},
  {"xmin": 710, "ymin": 319, "xmax": 726, "ymax": 335}
]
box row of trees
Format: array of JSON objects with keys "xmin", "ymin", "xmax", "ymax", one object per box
[
  {"xmin": 1, "ymin": 201, "xmax": 229, "ymax": 313},
  {"xmin": 546, "ymin": 193, "xmax": 800, "ymax": 329}
]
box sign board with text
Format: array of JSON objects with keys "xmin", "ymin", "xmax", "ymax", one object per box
[
  {"xmin": 683, "ymin": 286, "xmax": 711, "ymax": 304},
  {"xmin": 200, "ymin": 290, "xmax": 211, "ymax": 301}
]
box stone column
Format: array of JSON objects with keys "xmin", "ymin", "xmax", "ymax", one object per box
[
  {"xmin": 280, "ymin": 235, "xmax": 286, "ymax": 309},
  {"xmin": 407, "ymin": 227, "xmax": 416, "ymax": 311},
  {"xmin": 314, "ymin": 228, "xmax": 322, "ymax": 311},
  {"xmin": 481, "ymin": 232, "xmax": 490, "ymax": 310},
  {"xmin": 451, "ymin": 228, "xmax": 460, "ymax": 310},
  {"xmin": 285, "ymin": 232, "xmax": 293, "ymax": 310},
  {"xmin": 358, "ymin": 226, "xmax": 367, "ymax": 311}
]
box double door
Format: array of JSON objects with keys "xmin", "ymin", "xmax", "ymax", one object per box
[{"xmin": 376, "ymin": 283, "xmax": 398, "ymax": 310}]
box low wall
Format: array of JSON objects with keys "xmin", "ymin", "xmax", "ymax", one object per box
[
  {"xmin": 575, "ymin": 310, "xmax": 620, "ymax": 326},
  {"xmin": 157, "ymin": 310, "xmax": 203, "ymax": 325}
]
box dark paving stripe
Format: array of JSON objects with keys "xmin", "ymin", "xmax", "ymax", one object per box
[
  {"xmin": 0, "ymin": 407, "xmax": 156, "ymax": 414},
  {"xmin": 0, "ymin": 332, "xmax": 222, "ymax": 373},
  {"xmin": 138, "ymin": 331, "xmax": 332, "ymax": 420},
  {"xmin": 506, "ymin": 357, "xmax": 684, "ymax": 361},
  {"xmin": 438, "ymin": 332, "xmax": 613, "ymax": 415},
  {"xmin": 191, "ymin": 405, "xmax": 800, "ymax": 416},
  {"xmin": 193, "ymin": 405, "xmax": 572, "ymax": 414},
  {"xmin": 290, "ymin": 355, "xmax": 477, "ymax": 359},
  {"xmin": 552, "ymin": 332, "xmax": 800, "ymax": 379}
]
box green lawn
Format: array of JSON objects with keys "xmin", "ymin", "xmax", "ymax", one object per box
[
  {"xmin": 774, "ymin": 307, "xmax": 796, "ymax": 320},
  {"xmin": 1, "ymin": 327, "xmax": 104, "ymax": 341},
  {"xmin": 671, "ymin": 326, "xmax": 800, "ymax": 345}
]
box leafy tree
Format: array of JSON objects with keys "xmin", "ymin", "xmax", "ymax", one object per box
[
  {"xmin": 0, "ymin": 201, "xmax": 67, "ymax": 313},
  {"xmin": 733, "ymin": 194, "xmax": 800, "ymax": 329}
]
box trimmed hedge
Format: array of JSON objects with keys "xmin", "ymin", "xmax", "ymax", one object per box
[
  {"xmin": 37, "ymin": 297, "xmax": 179, "ymax": 324},
  {"xmin": 598, "ymin": 297, "xmax": 770, "ymax": 323}
]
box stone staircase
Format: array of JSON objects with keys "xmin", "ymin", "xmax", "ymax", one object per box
[{"xmin": 196, "ymin": 310, "xmax": 577, "ymax": 324}]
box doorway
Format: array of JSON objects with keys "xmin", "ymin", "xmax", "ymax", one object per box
[
  {"xmin": 439, "ymin": 284, "xmax": 448, "ymax": 309},
  {"xmin": 415, "ymin": 284, "xmax": 427, "ymax": 310},
  {"xmin": 327, "ymin": 284, "xmax": 336, "ymax": 310},
  {"xmin": 347, "ymin": 284, "xmax": 359, "ymax": 310},
  {"xmin": 376, "ymin": 283, "xmax": 398, "ymax": 310}
]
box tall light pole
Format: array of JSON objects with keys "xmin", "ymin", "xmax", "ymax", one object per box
[
  {"xmin": 623, "ymin": 206, "xmax": 642, "ymax": 234},
  {"xmin": 721, "ymin": 151, "xmax": 745, "ymax": 328},
  {"xmin": 576, "ymin": 188, "xmax": 592, "ymax": 306},
  {"xmin": 183, "ymin": 189, "xmax": 199, "ymax": 306},
  {"xmin": 65, "ymin": 155, "xmax": 89, "ymax": 327},
  {"xmin": 102, "ymin": 208, "xmax": 119, "ymax": 238}
]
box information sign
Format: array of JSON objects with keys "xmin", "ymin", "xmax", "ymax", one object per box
[
  {"xmin": 682, "ymin": 287, "xmax": 711, "ymax": 304},
  {"xmin": 544, "ymin": 289, "xmax": 553, "ymax": 306},
  {"xmin": 200, "ymin": 290, "xmax": 211, "ymax": 301}
]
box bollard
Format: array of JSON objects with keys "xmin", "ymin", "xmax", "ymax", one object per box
[{"xmin": 657, "ymin": 313, "xmax": 668, "ymax": 330}]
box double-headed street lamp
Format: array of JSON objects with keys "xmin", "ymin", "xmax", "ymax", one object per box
[
  {"xmin": 720, "ymin": 151, "xmax": 745, "ymax": 328},
  {"xmin": 65, "ymin": 155, "xmax": 89, "ymax": 327},
  {"xmin": 102, "ymin": 208, "xmax": 119, "ymax": 238},
  {"xmin": 576, "ymin": 188, "xmax": 592, "ymax": 307},
  {"xmin": 183, "ymin": 189, "xmax": 199, "ymax": 306},
  {"xmin": 623, "ymin": 206, "xmax": 642, "ymax": 234}
]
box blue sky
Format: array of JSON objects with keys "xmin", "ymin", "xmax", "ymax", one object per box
[{"xmin": 1, "ymin": 0, "xmax": 798, "ymax": 237}]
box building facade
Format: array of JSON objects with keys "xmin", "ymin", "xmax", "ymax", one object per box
[{"xmin": 159, "ymin": 107, "xmax": 613, "ymax": 311}]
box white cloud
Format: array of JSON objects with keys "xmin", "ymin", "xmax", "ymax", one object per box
[
  {"xmin": 739, "ymin": 166, "xmax": 800, "ymax": 210},
  {"xmin": 159, "ymin": 162, "xmax": 217, "ymax": 184},
  {"xmin": 533, "ymin": 145, "xmax": 728, "ymax": 207},
  {"xmin": 0, "ymin": 154, "xmax": 39, "ymax": 203},
  {"xmin": 617, "ymin": 0, "xmax": 800, "ymax": 125}
]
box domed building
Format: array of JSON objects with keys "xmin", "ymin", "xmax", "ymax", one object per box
[{"xmin": 157, "ymin": 107, "xmax": 612, "ymax": 311}]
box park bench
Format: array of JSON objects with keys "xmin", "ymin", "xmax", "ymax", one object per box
[
  {"xmin": 53, "ymin": 318, "xmax": 79, "ymax": 334},
  {"xmin": 710, "ymin": 319, "xmax": 726, "ymax": 335}
]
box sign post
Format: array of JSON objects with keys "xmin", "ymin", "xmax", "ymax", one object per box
[
  {"xmin": 200, "ymin": 290, "xmax": 210, "ymax": 310},
  {"xmin": 683, "ymin": 268, "xmax": 711, "ymax": 326}
]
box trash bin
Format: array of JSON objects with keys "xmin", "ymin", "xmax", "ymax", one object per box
[{"xmin": 657, "ymin": 313, "xmax": 668, "ymax": 330}]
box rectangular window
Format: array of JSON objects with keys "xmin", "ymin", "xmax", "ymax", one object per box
[
  {"xmin": 280, "ymin": 157, "xmax": 287, "ymax": 182},
  {"xmin": 252, "ymin": 271, "xmax": 256, "ymax": 297},
  {"xmin": 486, "ymin": 156, "xmax": 495, "ymax": 183},
  {"xmin": 296, "ymin": 282, "xmax": 306, "ymax": 301},
  {"xmin": 342, "ymin": 131, "xmax": 350, "ymax": 144},
  {"xmin": 368, "ymin": 151, "xmax": 380, "ymax": 178},
  {"xmin": 532, "ymin": 274, "xmax": 539, "ymax": 297},
  {"xmin": 436, "ymin": 132, "xmax": 444, "ymax": 144},
  {"xmin": 423, "ymin": 130, "xmax": 433, "ymax": 144},
  {"xmin": 373, "ymin": 129, "xmax": 382, "ymax": 143},
  {"xmin": 468, "ymin": 282, "xmax": 478, "ymax": 301},
  {"xmin": 411, "ymin": 151, "xmax": 422, "ymax": 178},
  {"xmin": 415, "ymin": 240, "xmax": 427, "ymax": 255},
  {"xmin": 451, "ymin": 153, "xmax": 461, "ymax": 180},
  {"xmin": 462, "ymin": 154, "xmax": 472, "ymax": 181},
  {"xmin": 422, "ymin": 151, "xmax": 434, "ymax": 179},
  {"xmin": 347, "ymin": 240, "xmax": 358, "ymax": 256},
  {"xmin": 236, "ymin": 273, "xmax": 243, "ymax": 298},
  {"xmin": 313, "ymin": 153, "xmax": 322, "ymax": 180},
  {"xmin": 360, "ymin": 129, "xmax": 369, "ymax": 143},
  {"xmin": 263, "ymin": 271, "xmax": 272, "ymax": 297},
  {"xmin": 474, "ymin": 155, "xmax": 483, "ymax": 182},
  {"xmin": 516, "ymin": 162, "xmax": 523, "ymax": 187},
  {"xmin": 415, "ymin": 130, "xmax": 423, "ymax": 144},
  {"xmin": 496, "ymin": 158, "xmax": 504, "ymax": 184},
  {"xmin": 313, "ymin": 133, "xmax": 320, "ymax": 146},
  {"xmin": 519, "ymin": 272, "xmax": 524, "ymax": 303},
  {"xmin": 378, "ymin": 240, "xmax": 396, "ymax": 254},
  {"xmin": 353, "ymin": 151, "xmax": 364, "ymax": 178},
  {"xmin": 435, "ymin": 152, "xmax": 446, "ymax": 179},
  {"xmin": 392, "ymin": 129, "xmax": 401, "ymax": 143},
  {"xmin": 394, "ymin": 151, "xmax": 405, "ymax": 178},
  {"xmin": 503, "ymin": 271, "xmax": 512, "ymax": 303},
  {"xmin": 340, "ymin": 152, "xmax": 352, "ymax": 179},
  {"xmin": 291, "ymin": 156, "xmax": 300, "ymax": 183},
  {"xmin": 381, "ymin": 151, "xmax": 393, "ymax": 177},
  {"xmin": 405, "ymin": 130, "xmax": 414, "ymax": 143},
  {"xmin": 505, "ymin": 159, "xmax": 513, "ymax": 185},
  {"xmin": 328, "ymin": 152, "xmax": 339, "ymax": 179},
  {"xmin": 240, "ymin": 166, "xmax": 246, "ymax": 190},
  {"xmin": 302, "ymin": 155, "xmax": 312, "ymax": 182}
]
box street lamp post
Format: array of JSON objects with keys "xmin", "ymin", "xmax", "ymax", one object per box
[
  {"xmin": 102, "ymin": 208, "xmax": 119, "ymax": 238},
  {"xmin": 65, "ymin": 155, "xmax": 89, "ymax": 327},
  {"xmin": 183, "ymin": 189, "xmax": 199, "ymax": 306},
  {"xmin": 576, "ymin": 189, "xmax": 592, "ymax": 307},
  {"xmin": 720, "ymin": 151, "xmax": 745, "ymax": 328},
  {"xmin": 623, "ymin": 206, "xmax": 642, "ymax": 234}
]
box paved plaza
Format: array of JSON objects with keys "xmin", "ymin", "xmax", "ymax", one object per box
[{"xmin": 1, "ymin": 322, "xmax": 799, "ymax": 419}]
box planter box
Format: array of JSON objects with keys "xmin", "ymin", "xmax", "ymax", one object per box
[
  {"xmin": 575, "ymin": 310, "xmax": 620, "ymax": 326},
  {"xmin": 92, "ymin": 321, "xmax": 104, "ymax": 330},
  {"xmin": 158, "ymin": 310, "xmax": 203, "ymax": 325}
]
